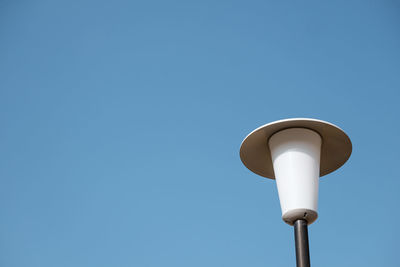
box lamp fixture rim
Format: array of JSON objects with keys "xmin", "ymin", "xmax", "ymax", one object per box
[{"xmin": 239, "ymin": 118, "xmax": 352, "ymax": 179}]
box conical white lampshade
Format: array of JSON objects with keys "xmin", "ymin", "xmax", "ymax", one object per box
[
  {"xmin": 239, "ymin": 118, "xmax": 352, "ymax": 226},
  {"xmin": 268, "ymin": 128, "xmax": 321, "ymax": 225}
]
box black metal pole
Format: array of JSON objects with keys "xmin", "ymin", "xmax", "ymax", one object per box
[{"xmin": 294, "ymin": 219, "xmax": 310, "ymax": 267}]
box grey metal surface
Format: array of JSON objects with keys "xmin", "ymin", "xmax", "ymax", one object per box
[
  {"xmin": 294, "ymin": 219, "xmax": 311, "ymax": 267},
  {"xmin": 240, "ymin": 118, "xmax": 352, "ymax": 179}
]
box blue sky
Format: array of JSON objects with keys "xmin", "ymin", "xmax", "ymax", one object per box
[{"xmin": 0, "ymin": 1, "xmax": 399, "ymax": 266}]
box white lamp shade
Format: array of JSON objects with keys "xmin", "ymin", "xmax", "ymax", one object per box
[
  {"xmin": 240, "ymin": 118, "xmax": 352, "ymax": 225},
  {"xmin": 269, "ymin": 128, "xmax": 321, "ymax": 225}
]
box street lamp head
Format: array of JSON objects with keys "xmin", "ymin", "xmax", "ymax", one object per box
[{"xmin": 240, "ymin": 118, "xmax": 352, "ymax": 225}]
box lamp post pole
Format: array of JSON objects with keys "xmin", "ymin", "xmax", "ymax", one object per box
[
  {"xmin": 239, "ymin": 118, "xmax": 352, "ymax": 266},
  {"xmin": 294, "ymin": 219, "xmax": 310, "ymax": 267}
]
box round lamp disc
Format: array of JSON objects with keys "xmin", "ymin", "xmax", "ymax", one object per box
[{"xmin": 240, "ymin": 118, "xmax": 352, "ymax": 179}]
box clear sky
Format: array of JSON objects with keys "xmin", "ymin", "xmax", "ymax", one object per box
[{"xmin": 0, "ymin": 1, "xmax": 399, "ymax": 266}]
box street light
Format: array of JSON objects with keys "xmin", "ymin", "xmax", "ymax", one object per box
[{"xmin": 239, "ymin": 118, "xmax": 352, "ymax": 267}]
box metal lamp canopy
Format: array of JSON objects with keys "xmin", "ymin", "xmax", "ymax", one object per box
[{"xmin": 240, "ymin": 118, "xmax": 352, "ymax": 179}]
